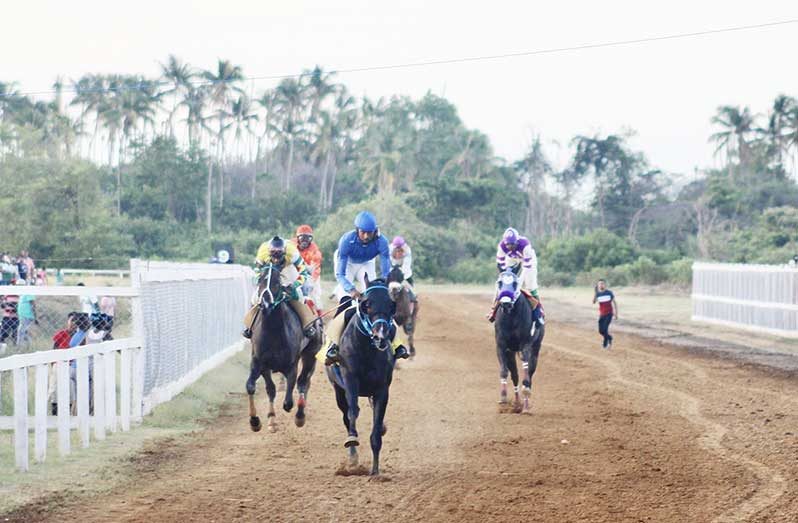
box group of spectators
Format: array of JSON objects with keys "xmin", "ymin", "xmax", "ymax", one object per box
[{"xmin": 1, "ymin": 250, "xmax": 46, "ymax": 286}]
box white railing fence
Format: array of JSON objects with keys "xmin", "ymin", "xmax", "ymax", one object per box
[
  {"xmin": 692, "ymin": 261, "xmax": 798, "ymax": 337},
  {"xmin": 1, "ymin": 259, "xmax": 254, "ymax": 471}
]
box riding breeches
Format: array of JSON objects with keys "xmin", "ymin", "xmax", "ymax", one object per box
[{"xmin": 243, "ymin": 298, "xmax": 317, "ymax": 331}]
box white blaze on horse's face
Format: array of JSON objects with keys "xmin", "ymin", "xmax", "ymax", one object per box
[{"xmin": 388, "ymin": 282, "xmax": 403, "ymax": 302}]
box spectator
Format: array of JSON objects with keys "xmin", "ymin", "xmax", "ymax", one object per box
[
  {"xmin": 99, "ymin": 295, "xmax": 116, "ymax": 339},
  {"xmin": 49, "ymin": 312, "xmax": 78, "ymax": 415},
  {"xmin": 35, "ymin": 266, "xmax": 48, "ymax": 286},
  {"xmin": 68, "ymin": 312, "xmax": 91, "ymax": 415},
  {"xmin": 592, "ymin": 279, "xmax": 618, "ymax": 350},
  {"xmin": 0, "ymin": 289, "xmax": 20, "ymax": 348},
  {"xmin": 76, "ymin": 282, "xmax": 99, "ymax": 314},
  {"xmin": 20, "ymin": 251, "xmax": 35, "ymax": 284},
  {"xmin": 1, "ymin": 254, "xmax": 19, "ymax": 285},
  {"xmin": 16, "ymin": 280, "xmax": 37, "ymax": 345}
]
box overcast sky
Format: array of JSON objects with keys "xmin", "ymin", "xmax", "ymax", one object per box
[{"xmin": 3, "ymin": 0, "xmax": 797, "ymax": 178}]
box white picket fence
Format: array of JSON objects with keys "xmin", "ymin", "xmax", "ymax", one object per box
[
  {"xmin": 692, "ymin": 261, "xmax": 798, "ymax": 337},
  {"xmin": 0, "ymin": 338, "xmax": 144, "ymax": 471},
  {"xmin": 1, "ymin": 259, "xmax": 253, "ymax": 471}
]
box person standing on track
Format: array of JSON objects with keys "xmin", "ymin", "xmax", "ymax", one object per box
[{"xmin": 593, "ymin": 279, "xmax": 618, "ymax": 349}]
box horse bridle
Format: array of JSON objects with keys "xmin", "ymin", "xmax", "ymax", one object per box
[
  {"xmin": 258, "ymin": 264, "xmax": 285, "ymax": 309},
  {"xmin": 355, "ymin": 284, "xmax": 393, "ymax": 350}
]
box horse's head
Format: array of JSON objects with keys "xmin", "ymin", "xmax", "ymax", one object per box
[
  {"xmin": 359, "ymin": 274, "xmax": 394, "ymax": 348},
  {"xmin": 256, "ymin": 263, "xmax": 284, "ymax": 314},
  {"xmin": 496, "ymin": 269, "xmax": 520, "ymax": 312},
  {"xmin": 387, "ymin": 265, "xmax": 405, "ymax": 301}
]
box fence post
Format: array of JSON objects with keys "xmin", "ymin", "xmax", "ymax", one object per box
[
  {"xmin": 130, "ymin": 258, "xmax": 146, "ymax": 422},
  {"xmin": 105, "ymin": 351, "xmax": 117, "ymax": 433},
  {"xmin": 13, "ymin": 367, "xmax": 29, "ymax": 471},
  {"xmin": 56, "ymin": 360, "xmax": 70, "ymax": 456},
  {"xmin": 34, "ymin": 364, "xmax": 48, "ymax": 462},
  {"xmin": 93, "ymin": 354, "xmax": 106, "ymax": 441},
  {"xmin": 120, "ymin": 348, "xmax": 132, "ymax": 431},
  {"xmin": 77, "ymin": 356, "xmax": 91, "ymax": 448}
]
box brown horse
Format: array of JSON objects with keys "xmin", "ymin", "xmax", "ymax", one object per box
[{"xmin": 387, "ymin": 265, "xmax": 418, "ymax": 358}]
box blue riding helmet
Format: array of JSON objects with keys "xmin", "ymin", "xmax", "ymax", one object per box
[{"xmin": 354, "ymin": 211, "xmax": 378, "ymax": 232}]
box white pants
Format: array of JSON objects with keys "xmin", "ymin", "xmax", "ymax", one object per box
[
  {"xmin": 505, "ymin": 259, "xmax": 538, "ymax": 293},
  {"xmin": 334, "ymin": 258, "xmax": 377, "ymax": 300},
  {"xmin": 302, "ymin": 277, "xmax": 323, "ymax": 310}
]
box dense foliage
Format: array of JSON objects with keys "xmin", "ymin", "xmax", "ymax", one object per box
[{"xmin": 1, "ymin": 62, "xmax": 797, "ymax": 287}]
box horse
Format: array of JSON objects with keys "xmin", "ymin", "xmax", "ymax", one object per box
[
  {"xmin": 494, "ymin": 269, "xmax": 545, "ymax": 414},
  {"xmin": 387, "ymin": 265, "xmax": 418, "ymax": 358},
  {"xmin": 246, "ymin": 263, "xmax": 323, "ymax": 432},
  {"xmin": 326, "ymin": 275, "xmax": 396, "ymax": 476}
]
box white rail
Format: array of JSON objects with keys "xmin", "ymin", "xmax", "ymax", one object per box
[
  {"xmin": 0, "ymin": 338, "xmax": 144, "ymax": 471},
  {"xmin": 692, "ymin": 261, "xmax": 798, "ymax": 337}
]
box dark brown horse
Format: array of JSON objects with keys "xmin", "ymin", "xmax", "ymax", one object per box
[
  {"xmin": 387, "ymin": 265, "xmax": 418, "ymax": 358},
  {"xmin": 246, "ymin": 264, "xmax": 323, "ymax": 432}
]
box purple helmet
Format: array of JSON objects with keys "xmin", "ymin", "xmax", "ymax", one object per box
[
  {"xmin": 502, "ymin": 227, "xmax": 519, "ymax": 245},
  {"xmin": 391, "ymin": 236, "xmax": 406, "ymax": 248}
]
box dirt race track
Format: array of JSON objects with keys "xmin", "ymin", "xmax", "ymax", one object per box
[{"xmin": 8, "ymin": 293, "xmax": 798, "ymax": 522}]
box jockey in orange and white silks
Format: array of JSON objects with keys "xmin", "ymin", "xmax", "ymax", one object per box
[{"xmin": 496, "ymin": 227, "xmax": 539, "ymax": 298}]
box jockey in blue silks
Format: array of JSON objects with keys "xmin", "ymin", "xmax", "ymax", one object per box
[{"xmin": 325, "ymin": 211, "xmax": 410, "ymax": 364}]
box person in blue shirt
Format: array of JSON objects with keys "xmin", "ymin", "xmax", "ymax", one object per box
[
  {"xmin": 325, "ymin": 211, "xmax": 409, "ymax": 364},
  {"xmin": 333, "ymin": 211, "xmax": 391, "ymax": 300}
]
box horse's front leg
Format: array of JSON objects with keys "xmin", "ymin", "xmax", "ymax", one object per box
[
  {"xmin": 496, "ymin": 343, "xmax": 509, "ymax": 404},
  {"xmin": 262, "ymin": 369, "xmax": 277, "ymax": 432},
  {"xmin": 521, "ymin": 324, "xmax": 545, "ymax": 414},
  {"xmin": 370, "ymin": 389, "xmax": 389, "ymax": 476},
  {"xmin": 295, "ymin": 351, "xmax": 318, "ymax": 427},
  {"xmin": 246, "ymin": 357, "xmax": 262, "ymax": 432},
  {"xmin": 283, "ymin": 366, "xmax": 298, "ymax": 413},
  {"xmin": 506, "ymin": 351, "xmax": 522, "ymax": 413},
  {"xmin": 344, "ymin": 378, "xmax": 360, "ymax": 449}
]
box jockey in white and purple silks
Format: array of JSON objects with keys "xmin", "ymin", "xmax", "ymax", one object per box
[{"xmin": 488, "ymin": 227, "xmax": 541, "ymax": 322}]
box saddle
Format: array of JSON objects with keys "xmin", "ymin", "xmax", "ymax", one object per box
[{"xmin": 519, "ymin": 289, "xmax": 544, "ymax": 318}]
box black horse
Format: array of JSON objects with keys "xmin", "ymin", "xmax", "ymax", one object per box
[
  {"xmin": 494, "ymin": 269, "xmax": 545, "ymax": 414},
  {"xmin": 387, "ymin": 265, "xmax": 418, "ymax": 358},
  {"xmin": 246, "ymin": 264, "xmax": 323, "ymax": 432},
  {"xmin": 326, "ymin": 275, "xmax": 396, "ymax": 476}
]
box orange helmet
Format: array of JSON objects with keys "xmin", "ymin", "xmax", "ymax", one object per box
[{"xmin": 296, "ymin": 224, "xmax": 313, "ymax": 236}]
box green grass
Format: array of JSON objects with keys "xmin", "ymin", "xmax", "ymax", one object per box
[{"xmin": 0, "ymin": 349, "xmax": 250, "ymax": 514}]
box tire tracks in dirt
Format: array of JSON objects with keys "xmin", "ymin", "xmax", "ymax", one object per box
[{"xmin": 547, "ymin": 338, "xmax": 786, "ymax": 522}]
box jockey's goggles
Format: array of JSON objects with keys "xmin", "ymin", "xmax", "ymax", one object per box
[{"xmin": 297, "ymin": 234, "xmax": 313, "ymax": 242}]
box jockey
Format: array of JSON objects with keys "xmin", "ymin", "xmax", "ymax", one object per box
[
  {"xmin": 487, "ymin": 227, "xmax": 541, "ymax": 323},
  {"xmin": 291, "ymin": 224, "xmax": 323, "ymax": 316},
  {"xmin": 242, "ymin": 236, "xmax": 318, "ymax": 340},
  {"xmin": 389, "ymin": 236, "xmax": 418, "ymax": 302},
  {"xmin": 325, "ymin": 211, "xmax": 409, "ymax": 364}
]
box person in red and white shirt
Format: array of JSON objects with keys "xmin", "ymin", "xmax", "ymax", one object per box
[{"xmin": 592, "ymin": 279, "xmax": 618, "ymax": 349}]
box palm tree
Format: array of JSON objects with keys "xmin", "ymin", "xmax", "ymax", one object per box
[
  {"xmin": 159, "ymin": 55, "xmax": 195, "ymax": 137},
  {"xmin": 709, "ymin": 105, "xmax": 757, "ymax": 174},
  {"xmin": 229, "ymin": 94, "xmax": 258, "ymax": 163},
  {"xmin": 274, "ymin": 77, "xmax": 307, "ymax": 191},
  {"xmin": 514, "ymin": 135, "xmax": 553, "ymax": 237},
  {"xmin": 304, "ymin": 66, "xmax": 336, "ymax": 123},
  {"xmin": 254, "ymin": 89, "xmax": 277, "ymax": 199},
  {"xmin": 202, "ymin": 59, "xmax": 244, "ymax": 208},
  {"xmin": 763, "ymin": 95, "xmax": 794, "ymax": 168}
]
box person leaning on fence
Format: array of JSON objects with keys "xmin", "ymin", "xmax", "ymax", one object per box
[
  {"xmin": 99, "ymin": 295, "xmax": 116, "ymax": 340},
  {"xmin": 49, "ymin": 312, "xmax": 78, "ymax": 415},
  {"xmin": 593, "ymin": 279, "xmax": 618, "ymax": 350},
  {"xmin": 16, "ymin": 281, "xmax": 37, "ymax": 345}
]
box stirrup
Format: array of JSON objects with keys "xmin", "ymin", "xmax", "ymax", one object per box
[{"xmin": 324, "ymin": 344, "xmax": 340, "ymax": 366}]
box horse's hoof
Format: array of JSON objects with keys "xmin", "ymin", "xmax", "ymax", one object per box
[
  {"xmin": 283, "ymin": 402, "xmax": 293, "ymax": 413},
  {"xmin": 250, "ymin": 416, "xmax": 262, "ymax": 432},
  {"xmin": 295, "ymin": 414, "xmax": 306, "ymax": 428},
  {"xmin": 522, "ymin": 387, "xmax": 532, "ymax": 398},
  {"xmin": 512, "ymin": 402, "xmax": 523, "ymax": 414},
  {"xmin": 344, "ymin": 436, "xmax": 360, "ymax": 448}
]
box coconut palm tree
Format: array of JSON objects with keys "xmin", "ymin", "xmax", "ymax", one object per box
[
  {"xmin": 253, "ymin": 89, "xmax": 277, "ymax": 199},
  {"xmin": 304, "ymin": 66, "xmax": 336, "ymax": 123},
  {"xmin": 514, "ymin": 135, "xmax": 553, "ymax": 237},
  {"xmin": 274, "ymin": 77, "xmax": 307, "ymax": 191},
  {"xmin": 709, "ymin": 105, "xmax": 757, "ymax": 173},
  {"xmin": 159, "ymin": 55, "xmax": 195, "ymax": 137},
  {"xmin": 202, "ymin": 59, "xmax": 244, "ymax": 208}
]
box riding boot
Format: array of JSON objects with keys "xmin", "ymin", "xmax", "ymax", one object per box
[
  {"xmin": 486, "ymin": 300, "xmax": 499, "ymax": 322},
  {"xmin": 324, "ymin": 343, "xmax": 341, "ymax": 366},
  {"xmin": 242, "ymin": 306, "xmax": 260, "ymax": 339},
  {"xmin": 394, "ymin": 343, "xmax": 410, "ymax": 360}
]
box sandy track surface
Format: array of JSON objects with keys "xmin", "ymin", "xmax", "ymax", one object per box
[{"xmin": 6, "ymin": 293, "xmax": 798, "ymax": 522}]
